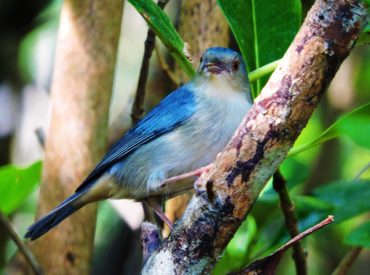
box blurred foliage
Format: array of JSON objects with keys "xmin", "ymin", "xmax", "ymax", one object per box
[
  {"xmin": 0, "ymin": 161, "xmax": 41, "ymax": 214},
  {"xmin": 313, "ymin": 180, "xmax": 370, "ymax": 222},
  {"xmin": 345, "ymin": 221, "xmax": 370, "ymax": 248},
  {"xmin": 18, "ymin": 0, "xmax": 60, "ymax": 84},
  {"xmin": 1, "ymin": 0, "xmax": 370, "ymax": 274},
  {"xmin": 214, "ymin": 216, "xmax": 257, "ymax": 274},
  {"xmin": 289, "ymin": 102, "xmax": 370, "ymax": 156}
]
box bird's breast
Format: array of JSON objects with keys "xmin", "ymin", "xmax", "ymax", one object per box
[{"xmin": 111, "ymin": 85, "xmax": 252, "ymax": 199}]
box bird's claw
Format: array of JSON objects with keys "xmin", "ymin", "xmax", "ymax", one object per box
[{"xmin": 160, "ymin": 164, "xmax": 213, "ymax": 188}]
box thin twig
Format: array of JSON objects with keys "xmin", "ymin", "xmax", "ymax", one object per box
[
  {"xmin": 131, "ymin": 0, "xmax": 170, "ymax": 124},
  {"xmin": 277, "ymin": 216, "xmax": 334, "ymax": 254},
  {"xmin": 273, "ymin": 170, "xmax": 307, "ymax": 275},
  {"xmin": 155, "ymin": 45, "xmax": 180, "ymax": 86},
  {"xmin": 353, "ymin": 161, "xmax": 370, "ymax": 180},
  {"xmin": 332, "ymin": 247, "xmax": 363, "ymax": 275},
  {"xmin": 230, "ymin": 216, "xmax": 334, "ymax": 275},
  {"xmin": 34, "ymin": 127, "xmax": 45, "ymax": 148},
  {"xmin": 0, "ymin": 211, "xmax": 43, "ymax": 274}
]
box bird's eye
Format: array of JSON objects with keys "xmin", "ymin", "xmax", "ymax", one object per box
[{"xmin": 232, "ymin": 60, "xmax": 240, "ymax": 71}]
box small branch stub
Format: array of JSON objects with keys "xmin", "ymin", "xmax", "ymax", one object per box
[{"xmin": 141, "ymin": 222, "xmax": 162, "ymax": 264}]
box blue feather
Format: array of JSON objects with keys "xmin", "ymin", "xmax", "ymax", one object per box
[
  {"xmin": 24, "ymin": 192, "xmax": 83, "ymax": 240},
  {"xmin": 76, "ymin": 84, "xmax": 196, "ymax": 192}
]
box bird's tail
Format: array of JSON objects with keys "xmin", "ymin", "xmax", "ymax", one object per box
[{"xmin": 25, "ymin": 192, "xmax": 85, "ymax": 241}]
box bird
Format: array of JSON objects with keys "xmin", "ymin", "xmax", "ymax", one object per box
[{"xmin": 25, "ymin": 47, "xmax": 253, "ymax": 240}]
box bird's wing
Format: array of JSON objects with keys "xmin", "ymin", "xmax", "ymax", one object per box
[{"xmin": 76, "ymin": 84, "xmax": 196, "ymax": 192}]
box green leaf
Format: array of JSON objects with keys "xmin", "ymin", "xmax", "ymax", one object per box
[
  {"xmin": 345, "ymin": 221, "xmax": 370, "ymax": 248},
  {"xmin": 0, "ymin": 161, "xmax": 42, "ymax": 214},
  {"xmin": 217, "ymin": 0, "xmax": 301, "ymax": 96},
  {"xmin": 128, "ymin": 0, "xmax": 195, "ymax": 78},
  {"xmin": 313, "ymin": 179, "xmax": 370, "ymax": 222},
  {"xmin": 357, "ymin": 31, "xmax": 370, "ymax": 45},
  {"xmin": 289, "ymin": 102, "xmax": 370, "ymax": 156},
  {"xmin": 294, "ymin": 196, "xmax": 334, "ymax": 230}
]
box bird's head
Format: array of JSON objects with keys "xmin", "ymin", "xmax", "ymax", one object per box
[{"xmin": 198, "ymin": 47, "xmax": 248, "ymax": 84}]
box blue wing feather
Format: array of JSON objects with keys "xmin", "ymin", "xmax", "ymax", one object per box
[{"xmin": 76, "ymin": 84, "xmax": 196, "ymax": 192}]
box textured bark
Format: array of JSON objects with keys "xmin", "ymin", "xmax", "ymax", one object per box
[
  {"xmin": 8, "ymin": 1, "xmax": 123, "ymax": 274},
  {"xmin": 165, "ymin": 0, "xmax": 230, "ymax": 231},
  {"xmin": 174, "ymin": 0, "xmax": 229, "ymax": 83},
  {"xmin": 143, "ymin": 0, "xmax": 366, "ymax": 273}
]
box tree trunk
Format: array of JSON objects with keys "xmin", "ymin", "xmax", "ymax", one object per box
[
  {"xmin": 174, "ymin": 0, "xmax": 229, "ymax": 83},
  {"xmin": 143, "ymin": 0, "xmax": 366, "ymax": 273},
  {"xmin": 7, "ymin": 1, "xmax": 123, "ymax": 274}
]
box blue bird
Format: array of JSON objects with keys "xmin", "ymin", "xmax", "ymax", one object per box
[{"xmin": 25, "ymin": 47, "xmax": 253, "ymax": 240}]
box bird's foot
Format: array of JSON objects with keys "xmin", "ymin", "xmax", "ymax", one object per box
[
  {"xmin": 146, "ymin": 198, "xmax": 173, "ymax": 230},
  {"xmin": 153, "ymin": 205, "xmax": 173, "ymax": 230},
  {"xmin": 160, "ymin": 164, "xmax": 213, "ymax": 187}
]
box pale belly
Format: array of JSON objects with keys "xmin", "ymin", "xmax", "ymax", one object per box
[{"xmin": 110, "ymin": 93, "xmax": 251, "ymax": 200}]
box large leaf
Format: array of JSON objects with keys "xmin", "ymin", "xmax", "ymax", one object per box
[
  {"xmin": 345, "ymin": 221, "xmax": 370, "ymax": 248},
  {"xmin": 128, "ymin": 0, "xmax": 195, "ymax": 78},
  {"xmin": 289, "ymin": 102, "xmax": 370, "ymax": 156},
  {"xmin": 0, "ymin": 161, "xmax": 42, "ymax": 214},
  {"xmin": 217, "ymin": 0, "xmax": 301, "ymax": 96},
  {"xmin": 313, "ymin": 179, "xmax": 370, "ymax": 222}
]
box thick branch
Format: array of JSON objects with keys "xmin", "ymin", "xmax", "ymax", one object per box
[
  {"xmin": 142, "ymin": 0, "xmax": 366, "ymax": 273},
  {"xmin": 273, "ymin": 170, "xmax": 307, "ymax": 275}
]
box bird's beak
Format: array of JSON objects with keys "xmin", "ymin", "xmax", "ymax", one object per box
[{"xmin": 203, "ymin": 63, "xmax": 226, "ymax": 74}]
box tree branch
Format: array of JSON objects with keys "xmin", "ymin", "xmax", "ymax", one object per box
[
  {"xmin": 131, "ymin": 0, "xmax": 170, "ymax": 124},
  {"xmin": 273, "ymin": 170, "xmax": 306, "ymax": 275},
  {"xmin": 0, "ymin": 211, "xmax": 43, "ymax": 275},
  {"xmin": 231, "ymin": 216, "xmax": 334, "ymax": 275},
  {"xmin": 332, "ymin": 247, "xmax": 363, "ymax": 275},
  {"xmin": 142, "ymin": 0, "xmax": 366, "ymax": 273}
]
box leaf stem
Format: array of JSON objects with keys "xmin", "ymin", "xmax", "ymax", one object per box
[{"xmin": 248, "ymin": 59, "xmax": 281, "ymax": 83}]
